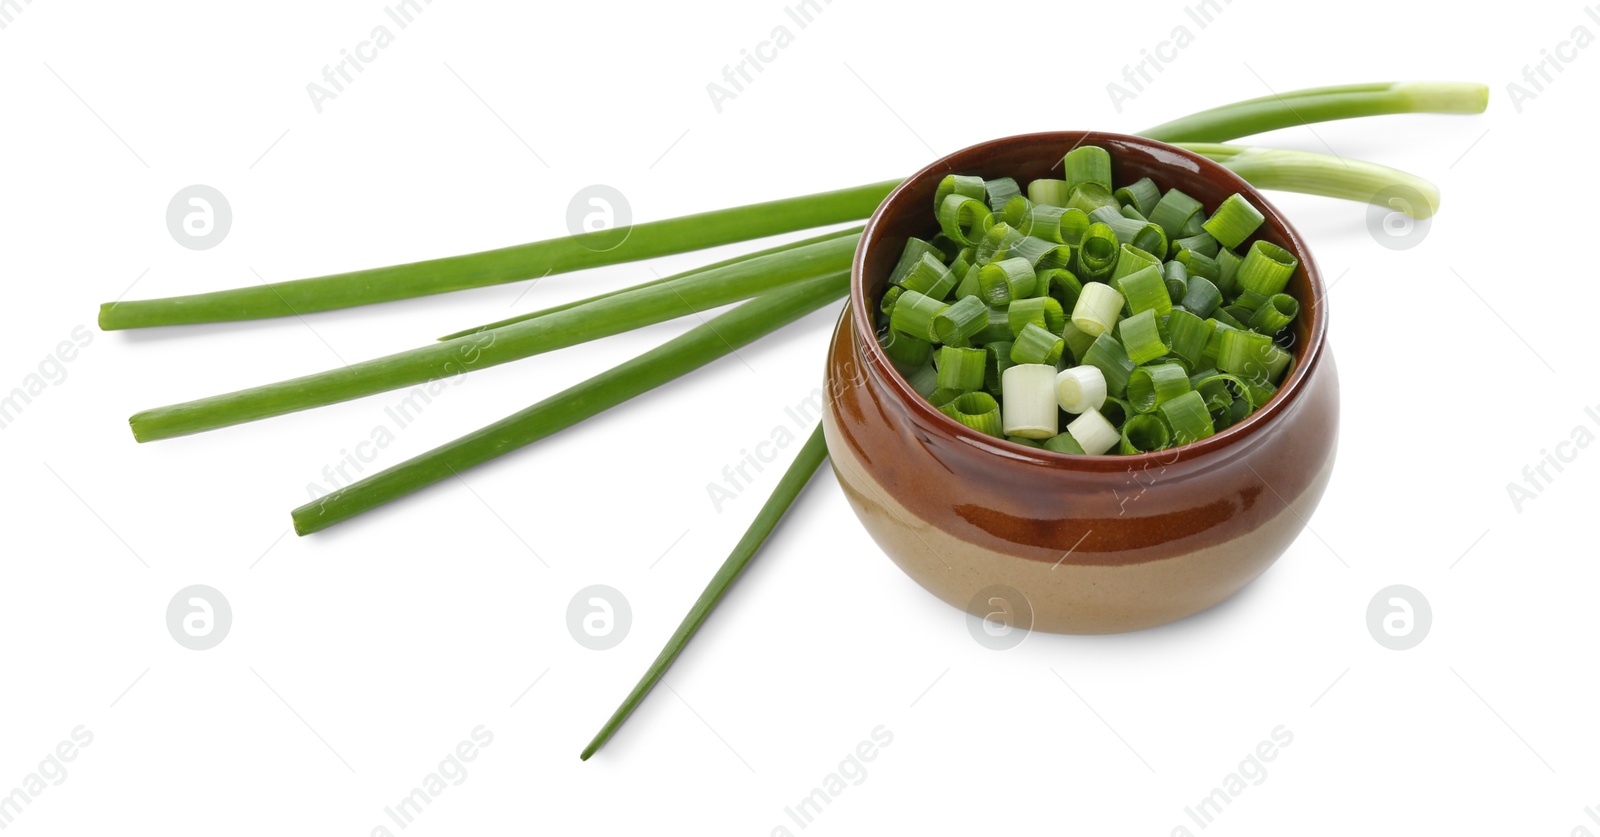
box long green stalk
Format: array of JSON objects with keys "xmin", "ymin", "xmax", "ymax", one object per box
[
  {"xmin": 1141, "ymin": 81, "xmax": 1487, "ymax": 143},
  {"xmin": 291, "ymin": 274, "xmax": 847, "ymax": 534},
  {"xmin": 98, "ymin": 182, "xmax": 895, "ymax": 330},
  {"xmin": 130, "ymin": 235, "xmax": 857, "ymax": 442},
  {"xmin": 1181, "ymin": 143, "xmax": 1440, "ymax": 218},
  {"xmin": 437, "ymin": 225, "xmax": 864, "ymax": 341},
  {"xmin": 580, "ymin": 423, "xmax": 827, "ymax": 761},
  {"xmin": 98, "ymin": 82, "xmax": 1486, "ymax": 330}
]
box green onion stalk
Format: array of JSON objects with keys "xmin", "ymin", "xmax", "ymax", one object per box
[
  {"xmin": 128, "ymin": 141, "xmax": 1450, "ymax": 442},
  {"xmin": 99, "ymin": 82, "xmax": 1486, "ymax": 330},
  {"xmin": 291, "ymin": 272, "xmax": 847, "ymax": 534}
]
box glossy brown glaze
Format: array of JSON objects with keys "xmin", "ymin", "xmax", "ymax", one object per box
[{"xmin": 822, "ymin": 131, "xmax": 1339, "ymax": 632}]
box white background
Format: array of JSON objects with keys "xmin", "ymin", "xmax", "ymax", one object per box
[{"xmin": 2, "ymin": 1, "xmax": 1595, "ymax": 834}]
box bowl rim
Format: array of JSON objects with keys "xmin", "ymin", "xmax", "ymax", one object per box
[{"xmin": 849, "ymin": 130, "xmax": 1328, "ymax": 472}]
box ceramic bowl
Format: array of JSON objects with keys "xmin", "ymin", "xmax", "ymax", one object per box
[{"xmin": 821, "ymin": 131, "xmax": 1338, "ymax": 634}]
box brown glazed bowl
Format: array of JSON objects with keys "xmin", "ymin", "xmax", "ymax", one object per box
[{"xmin": 822, "ymin": 131, "xmax": 1338, "ymax": 634}]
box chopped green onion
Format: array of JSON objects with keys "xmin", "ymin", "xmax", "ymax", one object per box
[
  {"xmin": 985, "ymin": 177, "xmax": 1022, "ymax": 213},
  {"xmin": 1082, "ymin": 333, "xmax": 1135, "ymax": 397},
  {"xmin": 1176, "ymin": 248, "xmax": 1220, "ymax": 281},
  {"xmin": 1112, "ymin": 244, "xmax": 1163, "ymax": 282},
  {"xmin": 1166, "ymin": 309, "xmax": 1214, "ymax": 368},
  {"xmin": 1180, "ymin": 274, "xmax": 1222, "ymax": 318},
  {"xmin": 1102, "ymin": 216, "xmax": 1169, "ymax": 260},
  {"xmin": 928, "ymin": 234, "xmax": 962, "ymax": 262},
  {"xmin": 1040, "ymin": 268, "xmax": 1083, "ymax": 313},
  {"xmin": 1020, "ymin": 205, "xmax": 1067, "ymax": 242},
  {"xmin": 1028, "ymin": 179, "xmax": 1072, "ymax": 207},
  {"xmin": 938, "ymin": 194, "xmax": 995, "ymax": 247},
  {"xmin": 1068, "ymin": 183, "xmax": 1120, "ymax": 215},
  {"xmin": 1055, "ymin": 365, "xmax": 1107, "ymax": 414},
  {"xmin": 1009, "ymin": 322, "xmax": 1065, "ymax": 365},
  {"xmin": 932, "ymin": 295, "xmax": 989, "ymax": 347},
  {"xmin": 1116, "ymin": 177, "xmax": 1161, "ymax": 217},
  {"xmin": 1158, "ymin": 390, "xmax": 1215, "ymax": 444},
  {"xmin": 1063, "ymin": 146, "xmax": 1113, "ymax": 191},
  {"xmin": 1118, "ymin": 308, "xmax": 1171, "ymax": 365},
  {"xmin": 905, "ymin": 363, "xmax": 939, "ymax": 398},
  {"xmin": 1000, "ymin": 195, "xmax": 1032, "ymax": 228},
  {"xmin": 1114, "ymin": 264, "xmax": 1172, "ymax": 318},
  {"xmin": 1000, "ymin": 236, "xmax": 1072, "ymax": 272},
  {"xmin": 1099, "ymin": 396, "xmax": 1131, "ymax": 428},
  {"xmin": 1236, "ymin": 240, "xmax": 1299, "ymax": 296},
  {"xmin": 1058, "ymin": 208, "xmax": 1091, "ymax": 246},
  {"xmin": 1162, "ymin": 260, "xmax": 1188, "ymax": 303},
  {"xmin": 1000, "ymin": 363, "xmax": 1059, "ymax": 439},
  {"xmin": 936, "ymin": 345, "xmax": 987, "ymax": 391},
  {"xmin": 975, "ymin": 304, "xmax": 1013, "ymax": 344},
  {"xmin": 889, "ymin": 237, "xmax": 944, "ymax": 286},
  {"xmin": 976, "ymin": 222, "xmax": 1025, "ymax": 264},
  {"xmin": 1008, "ymin": 435, "xmax": 1044, "ymax": 448},
  {"xmin": 954, "ymin": 264, "xmax": 981, "ymax": 300},
  {"xmin": 978, "ymin": 257, "xmax": 1037, "ymax": 306},
  {"xmin": 1070, "ymin": 281, "xmax": 1124, "ymax": 337},
  {"xmin": 985, "ymin": 341, "xmax": 1015, "ymax": 394},
  {"xmin": 1171, "ymin": 231, "xmax": 1219, "ymax": 259},
  {"xmin": 878, "ymin": 329, "xmax": 932, "ymax": 372},
  {"xmin": 1074, "ymin": 223, "xmax": 1120, "ymax": 281},
  {"xmin": 1216, "ymin": 328, "xmax": 1276, "ymax": 381},
  {"xmin": 899, "ymin": 252, "xmax": 955, "ymax": 297},
  {"xmin": 936, "ymin": 174, "xmax": 987, "ymax": 209},
  {"xmin": 879, "ymin": 285, "xmax": 903, "ymax": 317},
  {"xmin": 1201, "ymin": 193, "xmax": 1265, "ymax": 249},
  {"xmin": 1148, "ymin": 189, "xmax": 1204, "ymax": 239},
  {"xmin": 889, "ymin": 289, "xmax": 948, "ymax": 341},
  {"xmin": 1248, "ymin": 292, "xmax": 1299, "ymax": 333},
  {"xmin": 940, "ymin": 391, "xmax": 1004, "ymax": 436},
  {"xmin": 1043, "ymin": 432, "xmax": 1086, "ymax": 454},
  {"xmin": 1061, "ymin": 321, "xmax": 1098, "ymax": 365},
  {"xmin": 1119, "ymin": 413, "xmax": 1172, "ymax": 453},
  {"xmin": 1126, "ymin": 363, "xmax": 1191, "ymax": 413},
  {"xmin": 1008, "ymin": 296, "xmax": 1065, "ymax": 337},
  {"xmin": 1066, "ymin": 407, "xmax": 1120, "ymax": 455}
]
